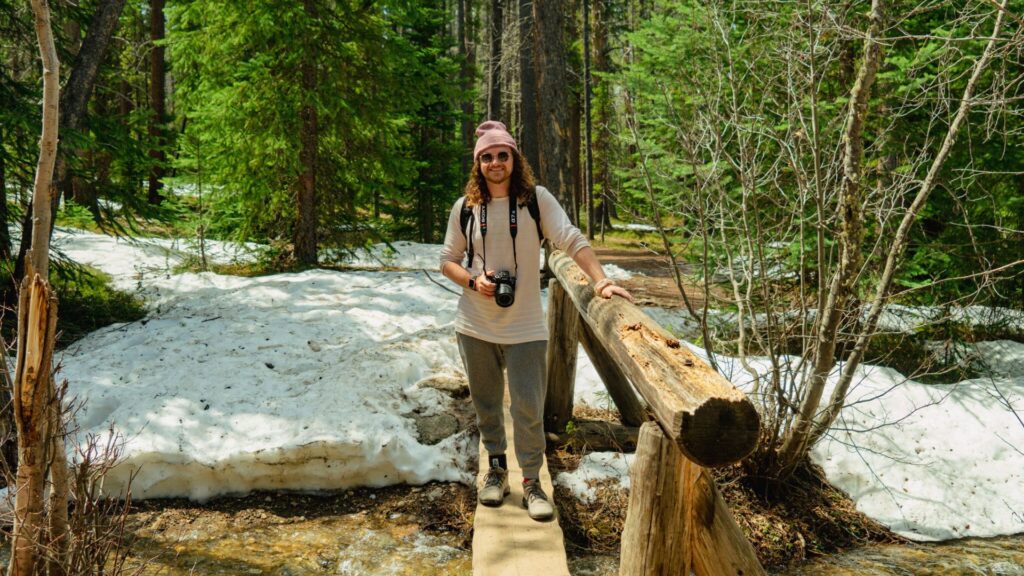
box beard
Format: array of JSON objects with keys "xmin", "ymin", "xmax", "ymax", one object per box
[{"xmin": 484, "ymin": 167, "xmax": 511, "ymax": 185}]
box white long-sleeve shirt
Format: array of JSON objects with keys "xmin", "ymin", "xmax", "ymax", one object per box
[{"xmin": 439, "ymin": 186, "xmax": 590, "ymax": 344}]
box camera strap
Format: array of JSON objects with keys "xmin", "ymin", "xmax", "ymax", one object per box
[{"xmin": 479, "ymin": 199, "xmax": 519, "ymax": 279}]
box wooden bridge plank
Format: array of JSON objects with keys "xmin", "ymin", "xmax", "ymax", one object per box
[{"xmin": 472, "ymin": 395, "xmax": 570, "ymax": 576}]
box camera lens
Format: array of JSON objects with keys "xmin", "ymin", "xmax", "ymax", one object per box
[{"xmin": 495, "ymin": 283, "xmax": 515, "ymax": 307}]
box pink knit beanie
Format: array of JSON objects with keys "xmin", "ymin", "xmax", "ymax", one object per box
[{"xmin": 473, "ymin": 121, "xmax": 518, "ymax": 161}]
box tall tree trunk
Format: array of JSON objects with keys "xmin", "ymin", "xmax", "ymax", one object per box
[
  {"xmin": 53, "ymin": 0, "xmax": 127, "ymax": 215},
  {"xmin": 418, "ymin": 127, "xmax": 432, "ymax": 243},
  {"xmin": 583, "ymin": 0, "xmax": 593, "ymax": 237},
  {"xmin": 517, "ymin": 0, "xmax": 538, "ymax": 171},
  {"xmin": 772, "ymin": 0, "xmax": 885, "ymax": 483},
  {"xmin": 487, "ymin": 0, "xmax": 502, "ymax": 120},
  {"xmin": 11, "ymin": 1, "xmax": 63, "ymax": 573},
  {"xmin": 458, "ymin": 0, "xmax": 475, "ymax": 177},
  {"xmin": 147, "ymin": 0, "xmax": 167, "ymax": 205},
  {"xmin": 295, "ymin": 0, "xmax": 318, "ymax": 267},
  {"xmin": 593, "ymin": 0, "xmax": 614, "ymax": 231},
  {"xmin": 532, "ymin": 0, "xmax": 573, "ymax": 213},
  {"xmin": 569, "ymin": 86, "xmax": 581, "ymax": 224},
  {"xmin": 14, "ymin": 0, "xmax": 127, "ymax": 283},
  {"xmin": 0, "ymin": 150, "xmax": 9, "ymax": 261}
]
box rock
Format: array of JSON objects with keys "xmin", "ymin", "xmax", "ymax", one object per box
[
  {"xmin": 413, "ymin": 413, "xmax": 460, "ymax": 445},
  {"xmin": 417, "ymin": 375, "xmax": 469, "ymax": 397}
]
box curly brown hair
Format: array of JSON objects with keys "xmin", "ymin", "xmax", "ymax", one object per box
[{"xmin": 463, "ymin": 148, "xmax": 537, "ymax": 207}]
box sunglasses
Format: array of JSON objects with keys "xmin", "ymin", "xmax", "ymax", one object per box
[{"xmin": 480, "ymin": 151, "xmax": 510, "ymax": 164}]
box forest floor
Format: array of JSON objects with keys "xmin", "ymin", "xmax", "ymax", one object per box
[{"xmin": 107, "ymin": 240, "xmax": 899, "ymax": 574}]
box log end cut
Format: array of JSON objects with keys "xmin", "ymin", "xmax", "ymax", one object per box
[{"xmin": 679, "ymin": 398, "xmax": 760, "ymax": 467}]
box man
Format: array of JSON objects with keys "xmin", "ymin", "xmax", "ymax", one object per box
[{"xmin": 440, "ymin": 121, "xmax": 632, "ymax": 521}]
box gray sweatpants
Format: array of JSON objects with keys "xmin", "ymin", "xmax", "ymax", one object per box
[{"xmin": 457, "ymin": 333, "xmax": 548, "ymax": 478}]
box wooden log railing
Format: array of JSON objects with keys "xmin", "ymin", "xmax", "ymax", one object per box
[
  {"xmin": 543, "ymin": 250, "xmax": 765, "ymax": 576},
  {"xmin": 545, "ymin": 250, "xmax": 759, "ymax": 467}
]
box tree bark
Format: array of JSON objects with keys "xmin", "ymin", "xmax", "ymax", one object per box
[
  {"xmin": 592, "ymin": 0, "xmax": 614, "ymax": 232},
  {"xmin": 583, "ymin": 0, "xmax": 594, "ymax": 238},
  {"xmin": 12, "ymin": 10, "xmax": 63, "ymax": 562},
  {"xmin": 147, "ymin": 0, "xmax": 167, "ymax": 205},
  {"xmin": 517, "ymin": 0, "xmax": 538, "ymax": 171},
  {"xmin": 15, "ymin": 0, "xmax": 127, "ymax": 281},
  {"xmin": 9, "ymin": 278, "xmax": 58, "ymax": 576},
  {"xmin": 531, "ymin": 0, "xmax": 574, "ymax": 213},
  {"xmin": 27, "ymin": 0, "xmax": 60, "ymax": 281},
  {"xmin": 46, "ymin": 381, "xmax": 69, "ymax": 575},
  {"xmin": 53, "ymin": 0, "xmax": 128, "ymax": 213},
  {"xmin": 577, "ymin": 318, "xmax": 647, "ymax": 427},
  {"xmin": 294, "ymin": 0, "xmax": 319, "ymax": 266},
  {"xmin": 487, "ymin": 0, "xmax": 503, "ymax": 120},
  {"xmin": 0, "ymin": 151, "xmax": 9, "ymax": 260},
  {"xmin": 459, "ymin": 0, "xmax": 475, "ymax": 177}
]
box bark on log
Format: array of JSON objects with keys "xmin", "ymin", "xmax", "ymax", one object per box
[
  {"xmin": 686, "ymin": 459, "xmax": 765, "ymax": 576},
  {"xmin": 549, "ymin": 251, "xmax": 759, "ymax": 467},
  {"xmin": 9, "ymin": 277, "xmax": 59, "ymax": 576},
  {"xmin": 46, "ymin": 380, "xmax": 69, "ymax": 574},
  {"xmin": 487, "ymin": 0, "xmax": 502, "ymax": 120},
  {"xmin": 544, "ymin": 279, "xmax": 581, "ymax": 433},
  {"xmin": 577, "ymin": 318, "xmax": 647, "ymax": 427},
  {"xmin": 28, "ymin": 0, "xmax": 60, "ymax": 280},
  {"xmin": 620, "ymin": 422, "xmax": 690, "ymax": 575}
]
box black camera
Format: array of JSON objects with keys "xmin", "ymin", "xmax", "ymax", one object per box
[{"xmin": 487, "ymin": 271, "xmax": 516, "ymax": 308}]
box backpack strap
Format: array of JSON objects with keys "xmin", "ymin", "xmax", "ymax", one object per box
[
  {"xmin": 459, "ymin": 196, "xmax": 475, "ymax": 267},
  {"xmin": 526, "ymin": 187, "xmax": 543, "ymax": 242},
  {"xmin": 459, "ymin": 189, "xmax": 544, "ymax": 269}
]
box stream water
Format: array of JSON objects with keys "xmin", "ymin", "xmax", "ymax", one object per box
[
  {"xmin": 0, "ymin": 499, "xmax": 1020, "ymax": 574},
  {"xmin": 575, "ymin": 536, "xmax": 1024, "ymax": 576},
  {"xmin": 775, "ymin": 535, "xmax": 1024, "ymax": 575}
]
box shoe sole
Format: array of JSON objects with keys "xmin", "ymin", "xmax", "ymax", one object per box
[
  {"xmin": 479, "ymin": 487, "xmax": 510, "ymax": 507},
  {"xmin": 522, "ymin": 497, "xmax": 554, "ymax": 521}
]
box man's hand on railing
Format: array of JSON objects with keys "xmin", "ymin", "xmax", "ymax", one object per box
[{"xmin": 594, "ymin": 278, "xmax": 634, "ymax": 302}]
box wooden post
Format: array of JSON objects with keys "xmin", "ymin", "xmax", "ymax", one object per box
[
  {"xmin": 545, "ymin": 278, "xmax": 581, "ymax": 433},
  {"xmin": 548, "ymin": 251, "xmax": 759, "ymax": 467},
  {"xmin": 685, "ymin": 459, "xmax": 765, "ymax": 576},
  {"xmin": 620, "ymin": 422, "xmax": 690, "ymax": 576},
  {"xmin": 577, "ymin": 318, "xmax": 647, "ymax": 426}
]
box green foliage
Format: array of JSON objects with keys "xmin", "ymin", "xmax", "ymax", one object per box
[
  {"xmin": 168, "ymin": 0, "xmax": 464, "ymax": 254},
  {"xmin": 609, "ymin": 0, "xmax": 1023, "ymax": 308},
  {"xmin": 51, "ymin": 265, "xmax": 147, "ymax": 347},
  {"xmin": 56, "ymin": 201, "xmax": 98, "ymax": 230},
  {"xmin": 0, "ymin": 260, "xmax": 146, "ymax": 348}
]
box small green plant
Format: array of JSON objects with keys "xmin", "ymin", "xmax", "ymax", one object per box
[
  {"xmin": 564, "ymin": 420, "xmax": 578, "ymax": 436},
  {"xmin": 50, "ymin": 265, "xmax": 147, "ymax": 346},
  {"xmin": 56, "ymin": 200, "xmax": 97, "ymax": 230}
]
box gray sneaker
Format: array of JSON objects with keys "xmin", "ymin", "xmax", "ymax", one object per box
[
  {"xmin": 479, "ymin": 467, "xmax": 509, "ymax": 506},
  {"xmin": 522, "ymin": 478, "xmax": 554, "ymax": 521}
]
